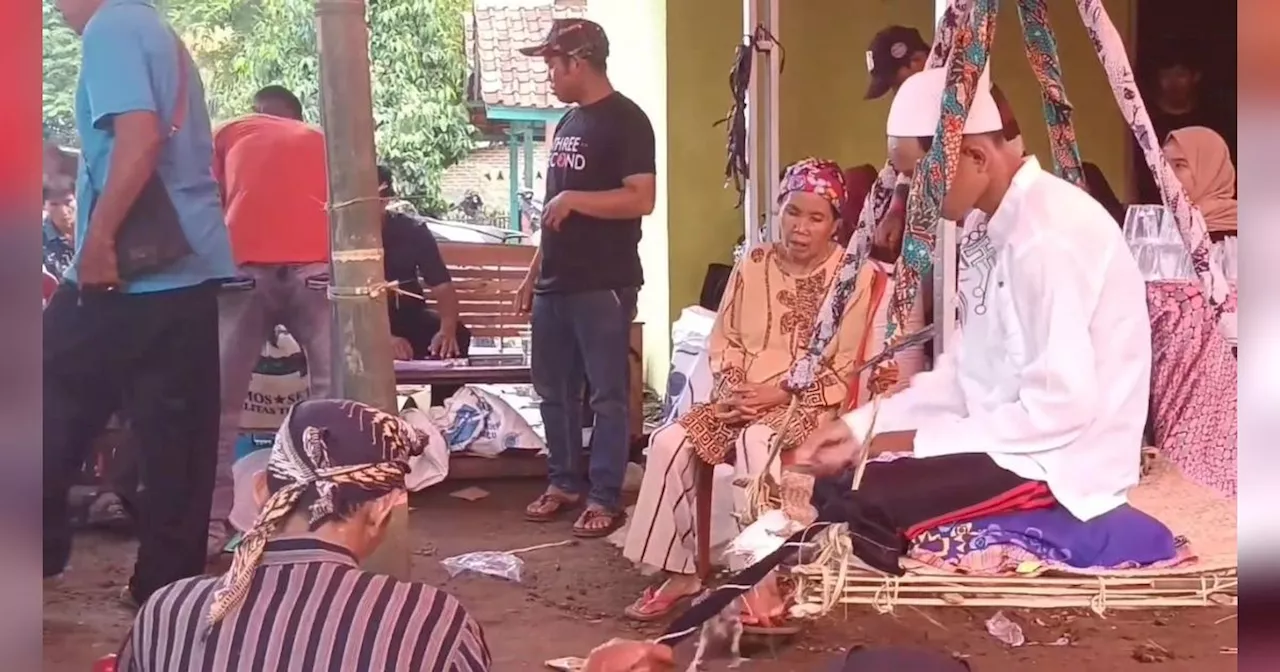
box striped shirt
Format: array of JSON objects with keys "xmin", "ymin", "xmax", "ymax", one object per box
[{"xmin": 118, "ymin": 537, "xmax": 491, "ymax": 671}]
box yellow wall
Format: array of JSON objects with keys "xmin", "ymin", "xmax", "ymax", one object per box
[
  {"xmin": 778, "ymin": 0, "xmax": 936, "ymax": 169},
  {"xmin": 663, "ymin": 0, "xmax": 745, "ymax": 322},
  {"xmin": 989, "ymin": 0, "xmax": 1135, "ymax": 198},
  {"xmin": 589, "ymin": 0, "xmax": 673, "ymax": 385}
]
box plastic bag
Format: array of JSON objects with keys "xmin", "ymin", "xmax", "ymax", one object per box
[
  {"xmin": 985, "ymin": 611, "xmax": 1025, "ymax": 647},
  {"xmin": 440, "ymin": 551, "xmax": 525, "ymax": 583}
]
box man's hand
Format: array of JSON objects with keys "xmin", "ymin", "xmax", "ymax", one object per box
[
  {"xmin": 513, "ymin": 277, "xmax": 534, "ymax": 314},
  {"xmin": 390, "ymin": 336, "xmax": 415, "ymax": 361},
  {"xmin": 77, "ymin": 233, "xmax": 122, "ymax": 290},
  {"xmin": 792, "ymin": 419, "xmax": 863, "ymax": 476},
  {"xmin": 583, "ymin": 639, "xmax": 675, "ymax": 672},
  {"xmin": 866, "ymin": 430, "xmax": 916, "ymax": 458},
  {"xmin": 542, "ymin": 191, "xmax": 578, "ymax": 231},
  {"xmin": 429, "ymin": 329, "xmax": 461, "ymax": 359}
]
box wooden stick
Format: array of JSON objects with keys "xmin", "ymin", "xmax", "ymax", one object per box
[
  {"xmin": 504, "ymin": 539, "xmax": 576, "ymax": 555},
  {"xmin": 850, "ymin": 395, "xmax": 880, "ymax": 491}
]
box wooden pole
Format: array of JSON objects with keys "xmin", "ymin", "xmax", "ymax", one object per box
[{"xmin": 314, "ymin": 0, "xmax": 408, "ymax": 578}]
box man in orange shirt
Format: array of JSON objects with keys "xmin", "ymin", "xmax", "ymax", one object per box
[{"xmin": 208, "ymin": 86, "xmax": 332, "ymax": 556}]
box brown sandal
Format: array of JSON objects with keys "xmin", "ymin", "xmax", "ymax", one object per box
[
  {"xmin": 524, "ymin": 492, "xmax": 581, "ymax": 522},
  {"xmin": 571, "ymin": 508, "xmax": 627, "ymax": 538}
]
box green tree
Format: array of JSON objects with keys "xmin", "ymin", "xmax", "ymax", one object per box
[
  {"xmin": 42, "ymin": 0, "xmax": 81, "ymax": 145},
  {"xmin": 41, "ymin": 0, "xmax": 475, "ymax": 211}
]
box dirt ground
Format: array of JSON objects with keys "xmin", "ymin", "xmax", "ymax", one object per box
[{"xmin": 43, "ymin": 479, "xmax": 1237, "ymax": 671}]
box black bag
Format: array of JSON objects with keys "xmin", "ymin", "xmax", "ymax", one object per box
[{"xmin": 87, "ymin": 29, "xmax": 195, "ymax": 280}]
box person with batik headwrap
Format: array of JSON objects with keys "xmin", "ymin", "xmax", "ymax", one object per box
[
  {"xmin": 115, "ymin": 399, "xmax": 492, "ymax": 672},
  {"xmin": 621, "ymin": 158, "xmax": 874, "ymax": 632}
]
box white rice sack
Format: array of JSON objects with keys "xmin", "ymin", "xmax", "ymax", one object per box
[
  {"xmin": 663, "ymin": 306, "xmax": 716, "ymax": 423},
  {"xmin": 466, "ymin": 386, "xmax": 545, "ymax": 456},
  {"xmin": 399, "ymin": 407, "xmax": 450, "ymax": 491},
  {"xmin": 240, "ymin": 327, "xmax": 310, "ymax": 431},
  {"xmin": 437, "ymin": 388, "xmax": 490, "ymax": 453}
]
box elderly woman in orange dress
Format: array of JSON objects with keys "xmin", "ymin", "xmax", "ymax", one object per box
[{"xmin": 621, "ymin": 158, "xmax": 877, "ymax": 630}]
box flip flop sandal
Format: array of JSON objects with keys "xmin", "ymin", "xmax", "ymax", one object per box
[
  {"xmin": 623, "ymin": 584, "xmax": 697, "ymax": 622},
  {"xmin": 571, "ymin": 508, "xmax": 627, "ymax": 538},
  {"xmin": 524, "ymin": 493, "xmax": 581, "ymax": 522}
]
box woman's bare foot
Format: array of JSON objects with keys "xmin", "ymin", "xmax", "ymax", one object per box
[
  {"xmin": 740, "ymin": 572, "xmax": 791, "ymax": 629},
  {"xmin": 624, "ymin": 574, "xmax": 702, "ymax": 622}
]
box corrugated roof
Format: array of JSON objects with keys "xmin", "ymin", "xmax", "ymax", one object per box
[{"xmin": 466, "ymin": 3, "xmax": 588, "ymax": 109}]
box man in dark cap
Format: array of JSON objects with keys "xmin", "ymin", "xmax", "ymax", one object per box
[
  {"xmin": 863, "ymin": 25, "xmax": 931, "ymax": 100},
  {"xmin": 514, "ymin": 18, "xmax": 656, "ymax": 537}
]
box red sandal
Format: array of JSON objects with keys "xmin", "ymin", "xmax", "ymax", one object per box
[{"xmin": 623, "ymin": 583, "xmax": 698, "ymax": 622}]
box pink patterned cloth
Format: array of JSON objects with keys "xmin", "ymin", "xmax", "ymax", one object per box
[{"xmin": 1147, "ymin": 281, "xmax": 1237, "ymax": 499}]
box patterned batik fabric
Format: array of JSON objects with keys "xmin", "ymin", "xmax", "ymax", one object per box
[
  {"xmin": 786, "ymin": 1, "xmax": 968, "ymax": 391},
  {"xmin": 686, "ymin": 247, "xmax": 852, "ymax": 465},
  {"xmin": 1016, "ymin": 0, "xmax": 1085, "ymax": 188},
  {"xmin": 1147, "ymin": 281, "xmax": 1238, "ymax": 499},
  {"xmin": 885, "ymin": 0, "xmax": 998, "ymax": 347},
  {"xmin": 207, "ymin": 399, "xmax": 431, "ymax": 630},
  {"xmin": 777, "ymin": 157, "xmax": 848, "ymax": 215},
  {"xmin": 1074, "ymin": 0, "xmax": 1227, "ymax": 308}
]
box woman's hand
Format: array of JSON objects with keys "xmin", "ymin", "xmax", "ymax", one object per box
[
  {"xmin": 583, "ymin": 639, "xmax": 674, "ymax": 672},
  {"xmin": 732, "ymin": 383, "xmax": 790, "ymax": 417}
]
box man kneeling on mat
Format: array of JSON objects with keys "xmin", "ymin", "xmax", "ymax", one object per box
[{"xmin": 795, "ymin": 67, "xmax": 1151, "ymax": 551}]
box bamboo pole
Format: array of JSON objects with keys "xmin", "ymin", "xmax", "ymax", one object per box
[{"xmin": 314, "ymin": 0, "xmax": 407, "ymax": 578}]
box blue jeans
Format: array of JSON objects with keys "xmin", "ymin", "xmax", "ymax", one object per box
[{"xmin": 532, "ymin": 288, "xmax": 637, "ymax": 511}]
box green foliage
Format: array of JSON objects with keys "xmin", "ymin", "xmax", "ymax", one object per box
[
  {"xmin": 42, "ymin": 1, "xmax": 80, "ymax": 145},
  {"xmin": 41, "ymin": 0, "xmax": 476, "ymax": 210}
]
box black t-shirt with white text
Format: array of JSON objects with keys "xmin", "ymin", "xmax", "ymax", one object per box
[{"xmin": 537, "ymin": 92, "xmax": 656, "ymax": 294}]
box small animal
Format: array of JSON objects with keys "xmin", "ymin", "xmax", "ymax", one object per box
[{"xmin": 687, "ymin": 590, "xmax": 747, "ymax": 672}]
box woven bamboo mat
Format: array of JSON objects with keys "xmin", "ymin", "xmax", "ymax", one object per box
[{"xmin": 790, "ymin": 456, "xmax": 1237, "ymax": 612}]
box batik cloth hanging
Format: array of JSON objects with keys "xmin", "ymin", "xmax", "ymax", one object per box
[
  {"xmin": 785, "ymin": 0, "xmax": 970, "ymax": 391},
  {"xmin": 1074, "ymin": 0, "xmax": 1228, "ymax": 309},
  {"xmin": 1017, "ymin": 0, "xmax": 1085, "ymax": 189}
]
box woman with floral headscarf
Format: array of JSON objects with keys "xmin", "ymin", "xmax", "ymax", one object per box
[{"xmin": 621, "ymin": 158, "xmax": 875, "ymax": 630}]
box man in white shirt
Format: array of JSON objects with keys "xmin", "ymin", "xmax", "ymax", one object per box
[{"xmin": 796, "ymin": 67, "xmax": 1152, "ymax": 535}]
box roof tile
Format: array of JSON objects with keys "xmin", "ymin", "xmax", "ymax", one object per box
[{"xmin": 466, "ymin": 4, "xmax": 588, "ymax": 109}]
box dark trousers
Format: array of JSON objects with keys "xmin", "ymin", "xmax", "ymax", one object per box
[
  {"xmin": 531, "ymin": 288, "xmax": 637, "ymax": 511},
  {"xmin": 44, "ymin": 282, "xmax": 220, "ymax": 603}
]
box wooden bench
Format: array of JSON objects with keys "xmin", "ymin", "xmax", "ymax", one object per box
[{"xmin": 393, "ymin": 241, "xmax": 646, "ymax": 477}]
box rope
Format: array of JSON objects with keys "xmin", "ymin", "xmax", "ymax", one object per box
[
  {"xmin": 324, "ymin": 279, "xmax": 431, "ymax": 304},
  {"xmin": 739, "ymin": 395, "xmax": 799, "ymax": 525},
  {"xmin": 715, "ymin": 24, "xmax": 786, "ymax": 210}
]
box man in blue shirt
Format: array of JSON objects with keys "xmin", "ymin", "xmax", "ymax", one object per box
[{"xmin": 45, "ymin": 0, "xmax": 235, "ymax": 606}]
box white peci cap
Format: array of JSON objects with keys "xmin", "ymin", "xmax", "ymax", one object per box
[{"xmin": 886, "ymin": 65, "xmax": 1002, "ymax": 138}]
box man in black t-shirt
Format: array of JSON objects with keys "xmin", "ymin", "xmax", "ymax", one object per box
[
  {"xmin": 514, "ymin": 19, "xmax": 656, "ymax": 537},
  {"xmin": 377, "ymin": 166, "xmax": 468, "ymax": 365}
]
